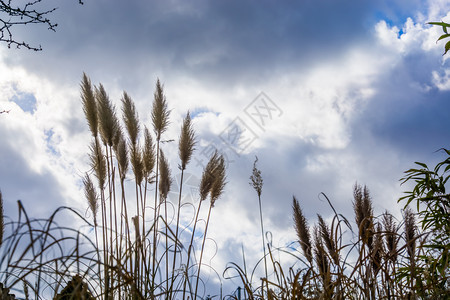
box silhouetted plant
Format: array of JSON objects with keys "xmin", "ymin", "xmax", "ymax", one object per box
[{"xmin": 80, "ymin": 74, "xmax": 227, "ymax": 299}]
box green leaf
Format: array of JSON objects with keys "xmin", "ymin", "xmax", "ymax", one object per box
[
  {"xmin": 437, "ymin": 33, "xmax": 450, "ymax": 42},
  {"xmin": 444, "ymin": 40, "xmax": 450, "ymax": 55},
  {"xmin": 428, "ymin": 21, "xmax": 450, "ymax": 27},
  {"xmin": 415, "ymin": 162, "xmax": 428, "ymax": 168}
]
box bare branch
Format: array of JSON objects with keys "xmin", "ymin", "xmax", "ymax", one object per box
[{"xmin": 0, "ymin": 0, "xmax": 82, "ymax": 50}]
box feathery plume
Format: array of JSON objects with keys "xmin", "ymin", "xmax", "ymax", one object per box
[
  {"xmin": 121, "ymin": 91, "xmax": 140, "ymax": 147},
  {"xmin": 372, "ymin": 222, "xmax": 383, "ymax": 275},
  {"xmin": 178, "ymin": 112, "xmax": 196, "ymax": 170},
  {"xmin": 249, "ymin": 156, "xmax": 263, "ymax": 197},
  {"xmin": 199, "ymin": 151, "xmax": 220, "ymax": 201},
  {"xmin": 96, "ymin": 83, "xmax": 119, "ymax": 147},
  {"xmin": 83, "ymin": 174, "xmax": 99, "ymax": 226},
  {"xmin": 143, "ymin": 126, "xmax": 155, "ymax": 179},
  {"xmin": 382, "ymin": 211, "xmax": 398, "ymax": 262},
  {"xmin": 318, "ymin": 214, "xmax": 339, "ymax": 265},
  {"xmin": 159, "ymin": 150, "xmax": 172, "ymax": 201},
  {"xmin": 292, "ymin": 196, "xmax": 313, "ymax": 264},
  {"xmin": 210, "ymin": 155, "xmax": 226, "ymax": 207},
  {"xmin": 404, "ymin": 208, "xmax": 416, "ymax": 259},
  {"xmin": 89, "ymin": 137, "xmax": 107, "ymax": 189},
  {"xmin": 81, "ymin": 73, "xmax": 98, "ymax": 138},
  {"xmin": 114, "ymin": 129, "xmax": 129, "ymax": 181},
  {"xmin": 151, "ymin": 79, "xmax": 170, "ymax": 141},
  {"xmin": 353, "ymin": 184, "xmax": 374, "ymax": 248},
  {"xmin": 314, "ymin": 226, "xmax": 330, "ymax": 283},
  {"xmin": 130, "ymin": 144, "xmax": 144, "ymax": 186}
]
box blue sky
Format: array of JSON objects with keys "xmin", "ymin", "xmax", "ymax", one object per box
[{"xmin": 1, "ymin": 0, "xmax": 450, "ymax": 297}]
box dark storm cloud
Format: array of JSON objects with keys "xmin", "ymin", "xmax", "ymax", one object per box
[
  {"xmin": 354, "ymin": 50, "xmax": 450, "ymax": 157},
  {"xmin": 5, "ymin": 0, "xmax": 427, "ymax": 89}
]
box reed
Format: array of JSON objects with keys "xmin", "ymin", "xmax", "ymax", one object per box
[{"xmin": 226, "ymin": 180, "xmax": 448, "ymax": 300}]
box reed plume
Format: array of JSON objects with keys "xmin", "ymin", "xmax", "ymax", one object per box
[
  {"xmin": 89, "ymin": 137, "xmax": 107, "ymax": 190},
  {"xmin": 317, "ymin": 214, "xmax": 339, "ymax": 266},
  {"xmin": 382, "ymin": 211, "xmax": 398, "ymax": 263},
  {"xmin": 249, "ymin": 156, "xmax": 263, "ymax": 197},
  {"xmin": 95, "ymin": 84, "xmax": 119, "ymax": 147},
  {"xmin": 371, "ymin": 223, "xmax": 383, "ymax": 276},
  {"xmin": 130, "ymin": 144, "xmax": 144, "ymax": 186},
  {"xmin": 81, "ymin": 73, "xmax": 98, "ymax": 138},
  {"xmin": 178, "ymin": 112, "xmax": 195, "ymax": 171},
  {"xmin": 113, "ymin": 129, "xmax": 129, "ymax": 182},
  {"xmin": 143, "ymin": 126, "xmax": 155, "ymax": 180},
  {"xmin": 210, "ymin": 155, "xmax": 226, "ymax": 207},
  {"xmin": 313, "ymin": 226, "xmax": 331, "ymax": 297},
  {"xmin": 353, "ymin": 184, "xmax": 374, "ymax": 248},
  {"xmin": 151, "ymin": 79, "xmax": 170, "ymax": 142},
  {"xmin": 83, "ymin": 174, "xmax": 99, "ymax": 227},
  {"xmin": 404, "ymin": 208, "xmax": 416, "ymax": 260},
  {"xmin": 292, "ymin": 196, "xmax": 313, "ymax": 264},
  {"xmin": 121, "ymin": 91, "xmax": 140, "ymax": 147},
  {"xmin": 199, "ymin": 151, "xmax": 219, "ymax": 201},
  {"xmin": 158, "ymin": 150, "xmax": 172, "ymax": 201}
]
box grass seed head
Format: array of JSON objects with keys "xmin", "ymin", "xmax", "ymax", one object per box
[
  {"xmin": 317, "ymin": 214, "xmax": 339, "ymax": 265},
  {"xmin": 178, "ymin": 111, "xmax": 196, "ymax": 171},
  {"xmin": 130, "ymin": 144, "xmax": 144, "ymax": 186},
  {"xmin": 382, "ymin": 211, "xmax": 399, "ymax": 262},
  {"xmin": 292, "ymin": 196, "xmax": 313, "ymax": 264},
  {"xmin": 353, "ymin": 183, "xmax": 374, "ymax": 248},
  {"xmin": 404, "ymin": 207, "xmax": 417, "ymax": 259},
  {"xmin": 114, "ymin": 129, "xmax": 129, "ymax": 181},
  {"xmin": 121, "ymin": 91, "xmax": 140, "ymax": 147},
  {"xmin": 143, "ymin": 126, "xmax": 156, "ymax": 179},
  {"xmin": 83, "ymin": 173, "xmax": 99, "ymax": 226},
  {"xmin": 249, "ymin": 156, "xmax": 263, "ymax": 197},
  {"xmin": 200, "ymin": 151, "xmax": 219, "ymax": 201},
  {"xmin": 210, "ymin": 155, "xmax": 227, "ymax": 207},
  {"xmin": 151, "ymin": 79, "xmax": 170, "ymax": 141},
  {"xmin": 81, "ymin": 73, "xmax": 98, "ymax": 138},
  {"xmin": 159, "ymin": 150, "xmax": 172, "ymax": 201},
  {"xmin": 89, "ymin": 137, "xmax": 107, "ymax": 189},
  {"xmin": 96, "ymin": 83, "xmax": 119, "ymax": 147}
]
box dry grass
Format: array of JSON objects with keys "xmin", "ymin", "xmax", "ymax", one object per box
[{"xmin": 0, "ymin": 74, "xmax": 447, "ymax": 299}]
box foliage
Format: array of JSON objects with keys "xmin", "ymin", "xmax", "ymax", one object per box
[
  {"xmin": 429, "ymin": 21, "xmax": 450, "ymax": 55},
  {"xmin": 399, "ymin": 149, "xmax": 450, "ymax": 298},
  {"xmin": 226, "ymin": 183, "xmax": 449, "ymax": 299}
]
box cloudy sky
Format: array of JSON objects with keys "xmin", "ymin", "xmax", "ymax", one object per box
[{"xmin": 1, "ymin": 0, "xmax": 450, "ymax": 296}]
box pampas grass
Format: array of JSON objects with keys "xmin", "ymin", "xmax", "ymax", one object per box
[{"xmin": 3, "ymin": 72, "xmax": 446, "ymax": 299}]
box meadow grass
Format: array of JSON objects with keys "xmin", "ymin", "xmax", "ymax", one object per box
[{"xmin": 0, "ymin": 74, "xmax": 447, "ymax": 299}]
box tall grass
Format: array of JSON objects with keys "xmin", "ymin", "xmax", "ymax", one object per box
[
  {"xmin": 226, "ymin": 183, "xmax": 448, "ymax": 299},
  {"xmin": 80, "ymin": 73, "xmax": 227, "ymax": 299},
  {"xmin": 0, "ymin": 74, "xmax": 447, "ymax": 299}
]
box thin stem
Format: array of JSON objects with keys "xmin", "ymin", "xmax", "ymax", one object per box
[
  {"xmin": 182, "ymin": 198, "xmax": 204, "ymax": 300},
  {"xmin": 194, "ymin": 203, "xmax": 213, "ymax": 299},
  {"xmin": 151, "ymin": 140, "xmax": 160, "ymax": 298},
  {"xmin": 257, "ymin": 194, "xmax": 269, "ymax": 298},
  {"xmin": 169, "ymin": 169, "xmax": 184, "ymax": 299}
]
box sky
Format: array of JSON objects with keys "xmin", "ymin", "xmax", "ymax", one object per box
[{"xmin": 1, "ymin": 0, "xmax": 450, "ymax": 297}]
